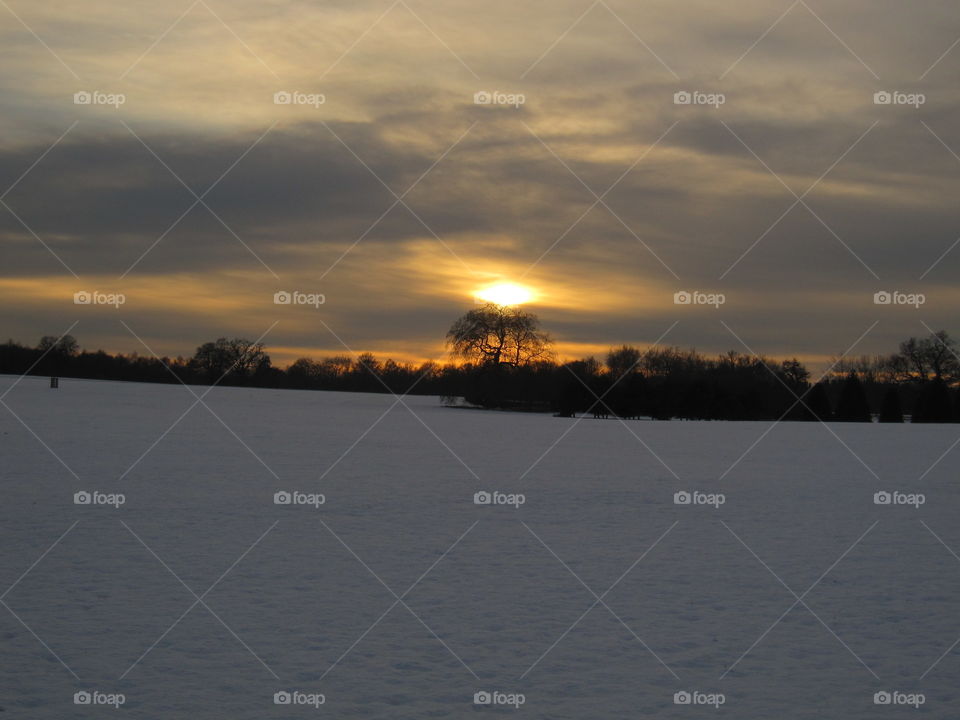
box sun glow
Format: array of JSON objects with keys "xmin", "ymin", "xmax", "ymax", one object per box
[{"xmin": 476, "ymin": 282, "xmax": 534, "ymax": 306}]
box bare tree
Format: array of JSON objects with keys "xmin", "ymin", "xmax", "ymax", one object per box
[
  {"xmin": 192, "ymin": 337, "xmax": 269, "ymax": 380},
  {"xmin": 898, "ymin": 332, "xmax": 958, "ymax": 383},
  {"xmin": 37, "ymin": 334, "xmax": 78, "ymax": 357},
  {"xmin": 322, "ymin": 355, "xmax": 353, "ymax": 379},
  {"xmin": 606, "ymin": 345, "xmax": 642, "ymax": 378},
  {"xmin": 447, "ymin": 303, "xmax": 552, "ymax": 367}
]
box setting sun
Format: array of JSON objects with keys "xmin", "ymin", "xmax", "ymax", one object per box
[{"xmin": 476, "ymin": 282, "xmax": 534, "ymax": 306}]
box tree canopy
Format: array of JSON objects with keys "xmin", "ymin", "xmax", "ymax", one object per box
[{"xmin": 446, "ymin": 303, "xmax": 552, "ymax": 367}]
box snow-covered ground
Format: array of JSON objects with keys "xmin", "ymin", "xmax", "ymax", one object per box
[{"xmin": 1, "ymin": 374, "xmax": 959, "ymax": 718}]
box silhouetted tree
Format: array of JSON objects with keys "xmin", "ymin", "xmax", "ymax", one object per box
[
  {"xmin": 836, "ymin": 372, "xmax": 871, "ymax": 422},
  {"xmin": 556, "ymin": 358, "xmax": 601, "ymax": 417},
  {"xmin": 898, "ymin": 332, "xmax": 958, "ymax": 384},
  {"xmin": 604, "ymin": 346, "xmax": 644, "ymax": 418},
  {"xmin": 35, "ymin": 334, "xmax": 80, "ymax": 376},
  {"xmin": 780, "ymin": 358, "xmax": 810, "ymax": 393},
  {"xmin": 804, "ymin": 383, "xmax": 833, "ymax": 421},
  {"xmin": 351, "ymin": 352, "xmax": 383, "ymax": 392},
  {"xmin": 588, "ymin": 371, "xmax": 613, "ymax": 419},
  {"xmin": 913, "ymin": 378, "xmax": 953, "ymax": 423},
  {"xmin": 192, "ymin": 337, "xmax": 269, "ymax": 382},
  {"xmin": 606, "ymin": 345, "xmax": 642, "ymax": 378},
  {"xmin": 779, "ymin": 358, "xmax": 811, "ymax": 420},
  {"xmin": 287, "ymin": 358, "xmax": 322, "ymax": 388},
  {"xmin": 447, "ymin": 303, "xmax": 552, "ymax": 367},
  {"xmin": 878, "ymin": 386, "xmax": 904, "ymax": 423},
  {"xmin": 37, "ymin": 334, "xmax": 79, "ymax": 357},
  {"xmin": 322, "ymin": 356, "xmax": 352, "ymax": 383},
  {"xmin": 613, "ymin": 372, "xmax": 646, "ymax": 419}
]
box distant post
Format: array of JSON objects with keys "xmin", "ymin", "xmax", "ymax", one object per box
[{"xmin": 50, "ymin": 377, "xmax": 59, "ymax": 389}]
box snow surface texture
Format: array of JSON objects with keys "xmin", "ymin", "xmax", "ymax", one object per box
[{"xmin": 1, "ymin": 374, "xmax": 959, "ymax": 719}]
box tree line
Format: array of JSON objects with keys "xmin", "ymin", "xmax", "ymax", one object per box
[
  {"xmin": 2, "ymin": 303, "xmax": 958, "ymax": 422},
  {"xmin": 0, "ymin": 334, "xmax": 463, "ymax": 395},
  {"xmin": 444, "ymin": 304, "xmax": 959, "ymax": 422}
]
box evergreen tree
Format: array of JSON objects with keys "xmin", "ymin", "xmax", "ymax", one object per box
[
  {"xmin": 878, "ymin": 386, "xmax": 904, "ymax": 423},
  {"xmin": 836, "ymin": 372, "xmax": 871, "ymax": 422}
]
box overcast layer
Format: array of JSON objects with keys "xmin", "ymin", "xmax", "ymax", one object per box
[{"xmin": 1, "ymin": 0, "xmax": 959, "ymax": 368}]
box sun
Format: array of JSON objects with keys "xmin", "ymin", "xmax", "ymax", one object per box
[{"xmin": 476, "ymin": 282, "xmax": 534, "ymax": 306}]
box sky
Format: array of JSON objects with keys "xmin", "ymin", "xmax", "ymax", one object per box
[{"xmin": 1, "ymin": 0, "xmax": 959, "ymax": 370}]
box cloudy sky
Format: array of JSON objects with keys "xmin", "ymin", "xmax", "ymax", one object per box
[{"xmin": 1, "ymin": 0, "xmax": 958, "ymax": 368}]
